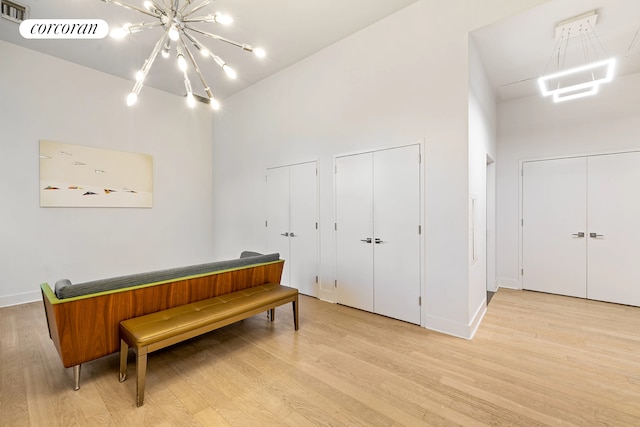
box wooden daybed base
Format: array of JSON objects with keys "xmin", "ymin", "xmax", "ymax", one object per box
[{"xmin": 40, "ymin": 253, "xmax": 286, "ymax": 390}]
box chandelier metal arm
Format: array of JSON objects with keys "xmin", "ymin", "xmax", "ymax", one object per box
[
  {"xmin": 183, "ymin": 15, "xmax": 220, "ymax": 24},
  {"xmin": 100, "ymin": 0, "xmax": 160, "ymax": 19},
  {"xmin": 184, "ymin": 25, "xmax": 253, "ymax": 52},
  {"xmin": 132, "ymin": 30, "xmax": 169, "ymax": 93},
  {"xmin": 129, "ymin": 21, "xmax": 164, "ymax": 33},
  {"xmin": 144, "ymin": 0, "xmax": 167, "ymax": 17},
  {"xmin": 181, "ymin": 30, "xmax": 207, "ymax": 55},
  {"xmin": 183, "ymin": 0, "xmax": 214, "ymax": 18},
  {"xmin": 179, "ymin": 37, "xmax": 215, "ymax": 99},
  {"xmin": 177, "ymin": 0, "xmax": 193, "ymax": 14}
]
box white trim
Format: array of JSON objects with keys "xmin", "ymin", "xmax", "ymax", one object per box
[
  {"xmin": 496, "ymin": 277, "xmax": 521, "ymax": 290},
  {"xmin": 425, "ymin": 298, "xmax": 487, "ymax": 340},
  {"xmin": 0, "ymin": 290, "xmax": 41, "ymax": 308}
]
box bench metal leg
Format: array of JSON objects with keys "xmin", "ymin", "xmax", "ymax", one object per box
[
  {"xmin": 119, "ymin": 339, "xmax": 129, "ymax": 382},
  {"xmin": 269, "ymin": 308, "xmax": 275, "ymax": 322},
  {"xmin": 136, "ymin": 347, "xmax": 148, "ymax": 407},
  {"xmin": 73, "ymin": 364, "xmax": 81, "ymax": 391},
  {"xmin": 293, "ymin": 297, "xmax": 299, "ymax": 331}
]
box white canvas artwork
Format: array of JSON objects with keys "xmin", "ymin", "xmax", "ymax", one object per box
[{"xmin": 39, "ymin": 140, "xmax": 153, "ymax": 208}]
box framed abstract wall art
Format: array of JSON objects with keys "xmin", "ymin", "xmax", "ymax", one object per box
[{"xmin": 39, "ymin": 140, "xmax": 153, "ymax": 208}]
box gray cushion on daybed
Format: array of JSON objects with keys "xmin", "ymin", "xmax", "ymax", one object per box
[{"xmin": 54, "ymin": 252, "xmax": 280, "ymax": 299}]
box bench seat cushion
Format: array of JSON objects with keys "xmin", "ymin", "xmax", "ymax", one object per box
[{"xmin": 120, "ymin": 283, "xmax": 297, "ymax": 347}]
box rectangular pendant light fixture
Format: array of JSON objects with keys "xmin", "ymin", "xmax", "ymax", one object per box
[
  {"xmin": 538, "ymin": 10, "xmax": 615, "ymax": 103},
  {"xmin": 538, "ymin": 58, "xmax": 616, "ymax": 103}
]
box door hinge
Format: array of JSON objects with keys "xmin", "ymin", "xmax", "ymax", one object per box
[
  {"xmin": 334, "ymin": 222, "xmax": 337, "ymax": 231},
  {"xmin": 521, "ymin": 268, "xmax": 524, "ymax": 276},
  {"xmin": 521, "ymin": 219, "xmax": 523, "ymax": 226},
  {"xmin": 335, "ymin": 165, "xmax": 337, "ymax": 173},
  {"xmin": 315, "ymin": 276, "xmax": 318, "ymax": 284},
  {"xmin": 334, "ymin": 280, "xmax": 337, "ymax": 288},
  {"xmin": 265, "ymin": 175, "xmax": 268, "ymax": 182},
  {"xmin": 265, "ymin": 220, "xmax": 268, "ymax": 227},
  {"xmin": 521, "ymin": 168, "xmax": 523, "ymax": 177},
  {"xmin": 419, "ymin": 153, "xmax": 421, "ymax": 163},
  {"xmin": 419, "ymin": 296, "xmax": 422, "ymax": 306},
  {"xmin": 316, "ymin": 222, "xmax": 318, "ymax": 230},
  {"xmin": 418, "ymin": 225, "xmax": 422, "ymax": 235},
  {"xmin": 316, "ymin": 168, "xmax": 318, "ymax": 176}
]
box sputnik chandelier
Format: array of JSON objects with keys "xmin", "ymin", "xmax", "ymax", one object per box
[{"xmin": 102, "ymin": 0, "xmax": 266, "ymax": 109}]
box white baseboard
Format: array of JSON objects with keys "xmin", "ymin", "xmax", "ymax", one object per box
[
  {"xmin": 496, "ymin": 277, "xmax": 521, "ymax": 290},
  {"xmin": 0, "ymin": 290, "xmax": 41, "ymax": 308},
  {"xmin": 468, "ymin": 298, "xmax": 487, "ymax": 339},
  {"xmin": 424, "ymin": 299, "xmax": 487, "ymax": 340}
]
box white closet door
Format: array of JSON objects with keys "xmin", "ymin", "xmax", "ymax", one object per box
[
  {"xmin": 522, "ymin": 158, "xmax": 587, "ymax": 298},
  {"xmin": 289, "ymin": 162, "xmax": 318, "ymax": 297},
  {"xmin": 266, "ymin": 166, "xmax": 291, "ymax": 286},
  {"xmin": 373, "ymin": 146, "xmax": 421, "ymax": 324},
  {"xmin": 335, "ymin": 153, "xmax": 374, "ymax": 312},
  {"xmin": 587, "ymin": 153, "xmax": 640, "ymax": 306}
]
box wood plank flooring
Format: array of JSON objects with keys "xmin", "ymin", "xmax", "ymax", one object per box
[{"xmin": 1, "ymin": 289, "xmax": 639, "ymax": 426}]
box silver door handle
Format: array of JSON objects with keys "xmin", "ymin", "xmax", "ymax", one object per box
[
  {"xmin": 360, "ymin": 238, "xmax": 372, "ymax": 243},
  {"xmin": 290, "ymin": 232, "xmax": 296, "ymax": 237},
  {"xmin": 589, "ymin": 232, "xmax": 604, "ymax": 238},
  {"xmin": 374, "ymin": 238, "xmax": 384, "ymax": 244},
  {"xmin": 281, "ymin": 232, "xmax": 289, "ymax": 237},
  {"xmin": 572, "ymin": 232, "xmax": 585, "ymax": 238}
]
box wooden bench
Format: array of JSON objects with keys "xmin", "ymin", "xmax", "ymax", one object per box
[{"xmin": 118, "ymin": 283, "xmax": 298, "ymax": 406}]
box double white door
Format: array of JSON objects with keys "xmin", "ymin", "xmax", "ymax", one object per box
[
  {"xmin": 335, "ymin": 145, "xmax": 421, "ymax": 324},
  {"xmin": 266, "ymin": 162, "xmax": 318, "ymax": 297},
  {"xmin": 522, "ymin": 152, "xmax": 640, "ymax": 306}
]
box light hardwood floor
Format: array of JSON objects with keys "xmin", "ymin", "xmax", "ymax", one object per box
[{"xmin": 1, "ymin": 289, "xmax": 639, "ymax": 426}]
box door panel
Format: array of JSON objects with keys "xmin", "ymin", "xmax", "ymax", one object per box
[
  {"xmin": 522, "ymin": 158, "xmax": 587, "ymax": 298},
  {"xmin": 290, "ymin": 162, "xmax": 318, "ymax": 296},
  {"xmin": 336, "ymin": 153, "xmax": 374, "ymax": 312},
  {"xmin": 587, "ymin": 153, "xmax": 640, "ymax": 306},
  {"xmin": 373, "ymin": 146, "xmax": 421, "ymax": 324},
  {"xmin": 266, "ymin": 167, "xmax": 291, "ymax": 286}
]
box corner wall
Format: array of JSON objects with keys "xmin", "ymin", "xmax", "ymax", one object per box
[
  {"xmin": 212, "ymin": 0, "xmax": 546, "ymax": 338},
  {"xmin": 467, "ymin": 37, "xmax": 498, "ymax": 336},
  {"xmin": 0, "ymin": 40, "xmax": 214, "ymax": 306}
]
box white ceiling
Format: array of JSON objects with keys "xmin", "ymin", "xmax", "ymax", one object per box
[
  {"xmin": 1, "ymin": 1, "xmax": 639, "ymax": 104},
  {"xmin": 472, "ymin": 0, "xmax": 640, "ymax": 102},
  {"xmin": 0, "ymin": 0, "xmax": 419, "ymax": 101}
]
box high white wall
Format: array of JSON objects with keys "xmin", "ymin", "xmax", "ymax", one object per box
[
  {"xmin": 496, "ymin": 72, "xmax": 640, "ymax": 289},
  {"xmin": 0, "ymin": 40, "xmax": 214, "ymax": 306},
  {"xmin": 467, "ymin": 37, "xmax": 497, "ymax": 332},
  {"xmin": 212, "ymin": 0, "xmax": 546, "ymax": 338}
]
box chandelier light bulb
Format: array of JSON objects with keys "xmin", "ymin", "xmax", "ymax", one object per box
[
  {"xmin": 168, "ymin": 25, "xmax": 180, "ymax": 41},
  {"xmin": 143, "ymin": 1, "xmax": 154, "ymax": 10},
  {"xmin": 126, "ymin": 92, "xmax": 138, "ymax": 106},
  {"xmin": 210, "ymin": 97, "xmax": 220, "ymax": 110},
  {"xmin": 177, "ymin": 54, "xmax": 188, "ymax": 71},
  {"xmin": 186, "ymin": 92, "xmax": 196, "ymax": 108},
  {"xmin": 110, "ymin": 27, "xmax": 128, "ymax": 39},
  {"xmin": 254, "ymin": 47, "xmax": 266, "ymax": 58},
  {"xmin": 161, "ymin": 48, "xmax": 170, "ymax": 58},
  {"xmin": 223, "ymin": 64, "xmax": 237, "ymax": 79},
  {"xmin": 200, "ymin": 47, "xmax": 210, "ymax": 57},
  {"xmin": 214, "ymin": 13, "xmax": 233, "ymax": 25},
  {"xmin": 135, "ymin": 70, "xmax": 145, "ymax": 82}
]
